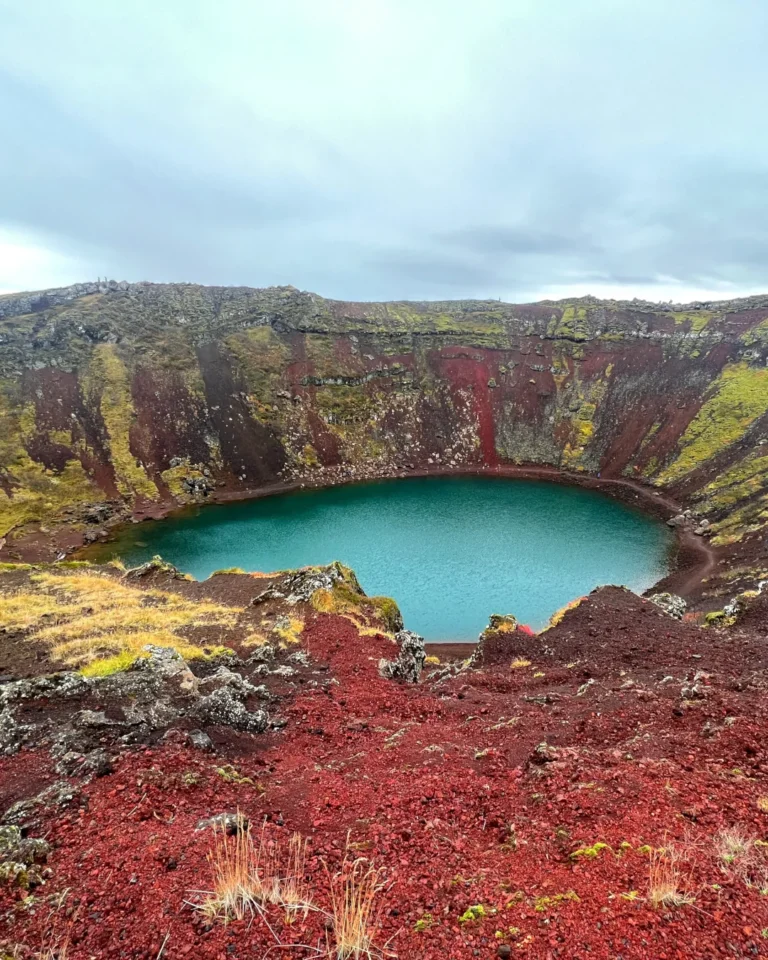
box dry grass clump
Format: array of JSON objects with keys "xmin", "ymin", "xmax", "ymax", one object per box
[
  {"xmin": 714, "ymin": 826, "xmax": 768, "ymax": 888},
  {"xmin": 0, "ymin": 571, "xmax": 240, "ymax": 671},
  {"xmin": 195, "ymin": 824, "xmax": 388, "ymax": 956},
  {"xmin": 274, "ymin": 615, "xmax": 304, "ymax": 646},
  {"xmin": 757, "ymin": 796, "xmax": 768, "ymax": 813},
  {"xmin": 648, "ymin": 845, "xmax": 695, "ymax": 907},
  {"xmin": 328, "ymin": 850, "xmax": 387, "ymax": 960},
  {"xmin": 197, "ymin": 819, "xmax": 313, "ymax": 923},
  {"xmin": 201, "ymin": 821, "xmax": 260, "ymax": 921}
]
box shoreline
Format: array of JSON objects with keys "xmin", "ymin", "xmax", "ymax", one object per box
[{"xmin": 67, "ymin": 463, "xmax": 719, "ymax": 626}]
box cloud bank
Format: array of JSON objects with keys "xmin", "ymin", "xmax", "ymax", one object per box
[{"xmin": 1, "ymin": 0, "xmax": 767, "ymax": 302}]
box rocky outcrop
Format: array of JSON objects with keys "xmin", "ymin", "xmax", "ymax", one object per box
[
  {"xmin": 379, "ymin": 629, "xmax": 426, "ymax": 683},
  {"xmin": 648, "ymin": 592, "xmax": 688, "ymax": 620},
  {"xmin": 0, "ymin": 645, "xmax": 272, "ymax": 757}
]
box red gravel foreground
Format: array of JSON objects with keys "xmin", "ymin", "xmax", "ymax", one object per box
[{"xmin": 3, "ymin": 591, "xmax": 768, "ymax": 959}]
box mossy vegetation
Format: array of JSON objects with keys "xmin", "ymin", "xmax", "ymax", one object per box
[
  {"xmin": 560, "ymin": 367, "xmax": 612, "ymax": 470},
  {"xmin": 657, "ymin": 363, "xmax": 768, "ymax": 484},
  {"xmin": 547, "ymin": 305, "xmax": 591, "ymax": 341},
  {"xmin": 0, "ymin": 385, "xmax": 99, "ymax": 536},
  {"xmin": 226, "ymin": 327, "xmax": 292, "ymax": 423},
  {"xmin": 671, "ymin": 310, "xmax": 715, "ymax": 334},
  {"xmin": 81, "ymin": 345, "xmax": 158, "ymax": 500},
  {"xmin": 458, "ymin": 904, "xmax": 487, "ymax": 924},
  {"xmin": 367, "ymin": 595, "xmax": 403, "ymax": 633}
]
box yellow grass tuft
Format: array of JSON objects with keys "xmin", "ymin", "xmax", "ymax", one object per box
[
  {"xmin": 274, "ymin": 615, "xmax": 304, "ymax": 646},
  {"xmin": 196, "ymin": 819, "xmax": 313, "ymax": 924},
  {"xmin": 328, "ymin": 848, "xmax": 387, "ymax": 959},
  {"xmin": 201, "ymin": 821, "xmax": 260, "ymax": 921},
  {"xmin": 648, "ymin": 846, "xmax": 694, "ymax": 907},
  {"xmin": 1, "ymin": 571, "xmax": 240, "ymax": 671}
]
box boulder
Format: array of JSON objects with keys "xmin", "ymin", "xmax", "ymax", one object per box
[{"xmin": 648, "ymin": 593, "xmax": 687, "ymax": 620}]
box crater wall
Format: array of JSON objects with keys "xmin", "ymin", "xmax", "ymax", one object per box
[{"xmin": 1, "ymin": 282, "xmax": 767, "ymax": 579}]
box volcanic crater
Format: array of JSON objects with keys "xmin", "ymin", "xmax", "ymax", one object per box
[{"xmin": 1, "ymin": 282, "xmax": 768, "ymax": 959}]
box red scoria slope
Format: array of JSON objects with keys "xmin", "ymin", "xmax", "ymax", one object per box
[{"xmin": 3, "ymin": 588, "xmax": 768, "ymax": 959}]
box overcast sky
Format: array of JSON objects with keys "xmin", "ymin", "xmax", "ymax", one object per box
[{"xmin": 1, "ymin": 0, "xmax": 768, "ymax": 303}]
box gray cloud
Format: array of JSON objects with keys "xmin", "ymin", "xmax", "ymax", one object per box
[{"xmin": 1, "ymin": 0, "xmax": 768, "ymax": 301}]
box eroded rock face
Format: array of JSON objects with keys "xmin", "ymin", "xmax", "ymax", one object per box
[
  {"xmin": 2, "ymin": 283, "xmax": 768, "ymax": 583},
  {"xmin": 379, "ymin": 629, "xmax": 426, "ymax": 683}
]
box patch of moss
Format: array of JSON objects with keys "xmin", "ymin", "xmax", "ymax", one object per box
[
  {"xmin": 458, "ymin": 904, "xmax": 487, "ymax": 924},
  {"xmin": 81, "ymin": 648, "xmax": 140, "ymax": 677},
  {"xmin": 368, "ymin": 595, "xmax": 403, "ymax": 633},
  {"xmin": 0, "ymin": 385, "xmax": 100, "ymax": 537},
  {"xmin": 534, "ymin": 891, "xmax": 580, "ymax": 911},
  {"xmin": 671, "ymin": 310, "xmax": 715, "ymax": 333},
  {"xmin": 216, "ymin": 763, "xmax": 253, "ymax": 785},
  {"xmin": 547, "ymin": 305, "xmax": 590, "ymax": 341},
  {"xmin": 657, "ymin": 363, "xmax": 768, "ymax": 484},
  {"xmin": 210, "ymin": 567, "xmax": 247, "ymax": 576},
  {"xmin": 570, "ymin": 841, "xmax": 612, "ymax": 860},
  {"xmin": 81, "ymin": 345, "xmax": 158, "ymax": 501}
]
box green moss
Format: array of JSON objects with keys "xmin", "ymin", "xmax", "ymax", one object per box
[
  {"xmin": 160, "ymin": 461, "xmax": 209, "ymax": 499},
  {"xmin": 0, "ymin": 384, "xmax": 100, "ymax": 536},
  {"xmin": 533, "ymin": 891, "xmax": 580, "ymax": 912},
  {"xmin": 547, "ymin": 305, "xmax": 590, "ymax": 341},
  {"xmin": 695, "ymin": 448, "xmax": 768, "ymax": 512},
  {"xmin": 81, "ymin": 649, "xmax": 140, "ymax": 677},
  {"xmin": 657, "ymin": 364, "xmax": 768, "ymax": 484},
  {"xmin": 414, "ymin": 913, "xmax": 434, "ymax": 932},
  {"xmin": 210, "ymin": 567, "xmax": 247, "ymax": 576},
  {"xmin": 300, "ymin": 443, "xmax": 320, "ymax": 468},
  {"xmin": 315, "ymin": 385, "xmax": 374, "ymax": 424},
  {"xmin": 81, "ymin": 345, "xmax": 158, "ymax": 501},
  {"xmin": 570, "ymin": 841, "xmax": 611, "ymax": 860},
  {"xmin": 458, "ymin": 904, "xmax": 487, "ymax": 924},
  {"xmin": 741, "ymin": 317, "xmax": 768, "ymax": 348},
  {"xmin": 226, "ymin": 327, "xmax": 291, "ymax": 422},
  {"xmin": 560, "ymin": 367, "xmax": 612, "ymax": 469},
  {"xmin": 216, "ymin": 763, "xmax": 253, "ymax": 785},
  {"xmin": 368, "ymin": 595, "xmax": 403, "ymax": 633},
  {"xmin": 671, "ymin": 311, "xmax": 714, "ymax": 333}
]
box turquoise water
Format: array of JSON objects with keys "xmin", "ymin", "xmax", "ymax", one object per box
[{"xmin": 98, "ymin": 476, "xmax": 673, "ymax": 641}]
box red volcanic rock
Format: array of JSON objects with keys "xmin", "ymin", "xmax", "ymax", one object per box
[{"xmin": 2, "ymin": 594, "xmax": 768, "ymax": 959}]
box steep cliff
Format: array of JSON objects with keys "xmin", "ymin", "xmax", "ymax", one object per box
[{"xmin": 1, "ymin": 281, "xmax": 767, "ymax": 586}]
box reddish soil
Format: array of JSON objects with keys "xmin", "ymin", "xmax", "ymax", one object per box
[{"xmin": 3, "ymin": 588, "xmax": 768, "ymax": 959}]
